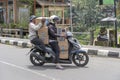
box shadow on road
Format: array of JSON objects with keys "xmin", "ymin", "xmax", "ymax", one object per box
[{"xmin": 27, "ymin": 64, "xmax": 89, "ymax": 71}]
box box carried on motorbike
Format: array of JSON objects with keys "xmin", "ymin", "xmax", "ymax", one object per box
[
  {"xmin": 35, "ymin": 17, "xmax": 69, "ymax": 59},
  {"xmin": 35, "ymin": 17, "xmax": 49, "ymax": 44},
  {"xmin": 38, "ymin": 26, "xmax": 49, "ymax": 44},
  {"xmin": 29, "ymin": 26, "xmax": 89, "ymax": 67},
  {"xmin": 57, "ymin": 27, "xmax": 69, "ymax": 59}
]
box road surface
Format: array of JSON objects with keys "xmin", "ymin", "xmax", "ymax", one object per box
[{"xmin": 0, "ymin": 44, "xmax": 120, "ymax": 80}]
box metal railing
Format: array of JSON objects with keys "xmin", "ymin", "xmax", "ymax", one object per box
[
  {"xmin": 0, "ymin": 27, "xmax": 28, "ymax": 38},
  {"xmin": 72, "ymin": 32, "xmax": 92, "ymax": 45}
]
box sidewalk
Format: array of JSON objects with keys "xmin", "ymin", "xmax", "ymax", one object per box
[
  {"xmin": 0, "ymin": 37, "xmax": 120, "ymax": 58},
  {"xmin": 0, "ymin": 37, "xmax": 32, "ymax": 48},
  {"xmin": 82, "ymin": 45, "xmax": 120, "ymax": 58}
]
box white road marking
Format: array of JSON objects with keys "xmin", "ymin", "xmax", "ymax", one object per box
[{"xmin": 0, "ymin": 60, "xmax": 59, "ymax": 80}]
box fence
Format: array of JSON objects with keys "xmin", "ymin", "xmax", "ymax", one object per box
[
  {"xmin": 72, "ymin": 31, "xmax": 94, "ymax": 45},
  {"xmin": 0, "ymin": 27, "xmax": 94, "ymax": 45},
  {"xmin": 0, "ymin": 27, "xmax": 28, "ymax": 38}
]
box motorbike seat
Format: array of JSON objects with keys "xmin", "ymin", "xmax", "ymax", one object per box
[
  {"xmin": 35, "ymin": 45, "xmax": 44, "ymax": 51},
  {"xmin": 45, "ymin": 44, "xmax": 52, "ymax": 48}
]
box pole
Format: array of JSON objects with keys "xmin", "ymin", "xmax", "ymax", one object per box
[
  {"xmin": 13, "ymin": 0, "xmax": 17, "ymax": 24},
  {"xmin": 54, "ymin": 0, "xmax": 56, "ymax": 15},
  {"xmin": 42, "ymin": 6, "xmax": 45, "ymax": 17},
  {"xmin": 34, "ymin": 0, "xmax": 36, "ymax": 15},
  {"xmin": 114, "ymin": 0, "xmax": 118, "ymax": 46},
  {"xmin": 70, "ymin": 0, "xmax": 73, "ymax": 32},
  {"xmin": 6, "ymin": 0, "xmax": 8, "ymax": 24}
]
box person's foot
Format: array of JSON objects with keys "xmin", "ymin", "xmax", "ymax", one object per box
[{"xmin": 56, "ymin": 64, "xmax": 64, "ymax": 70}]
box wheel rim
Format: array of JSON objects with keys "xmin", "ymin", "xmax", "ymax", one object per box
[
  {"xmin": 30, "ymin": 51, "xmax": 44, "ymax": 65},
  {"xmin": 32, "ymin": 56, "xmax": 43, "ymax": 64},
  {"xmin": 74, "ymin": 53, "xmax": 87, "ymax": 65}
]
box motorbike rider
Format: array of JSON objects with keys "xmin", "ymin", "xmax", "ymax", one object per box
[
  {"xmin": 28, "ymin": 15, "xmax": 47, "ymax": 57},
  {"xmin": 48, "ymin": 15, "xmax": 65, "ymax": 69}
]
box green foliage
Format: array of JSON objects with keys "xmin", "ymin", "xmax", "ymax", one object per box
[
  {"xmin": 71, "ymin": 0, "xmax": 101, "ymax": 32},
  {"xmin": 19, "ymin": 0, "xmax": 34, "ymax": 15},
  {"xmin": 0, "ymin": 23, "xmax": 7, "ymax": 28},
  {"xmin": 10, "ymin": 23, "xmax": 17, "ymax": 28},
  {"xmin": 18, "ymin": 22, "xmax": 28, "ymax": 29},
  {"xmin": 20, "ymin": 0, "xmax": 33, "ymax": 5},
  {"xmin": 74, "ymin": 34, "xmax": 90, "ymax": 45},
  {"xmin": 94, "ymin": 26, "xmax": 100, "ymax": 38},
  {"xmin": 119, "ymin": 36, "xmax": 120, "ymax": 44},
  {"xmin": 9, "ymin": 22, "xmax": 28, "ymax": 29},
  {"xmin": 71, "ymin": 0, "xmax": 116, "ymax": 32}
]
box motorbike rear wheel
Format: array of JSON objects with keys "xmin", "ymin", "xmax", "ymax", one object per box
[
  {"xmin": 72, "ymin": 52, "xmax": 89, "ymax": 67},
  {"xmin": 30, "ymin": 51, "xmax": 45, "ymax": 66}
]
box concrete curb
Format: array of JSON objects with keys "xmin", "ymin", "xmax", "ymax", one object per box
[
  {"xmin": 0, "ymin": 37, "xmax": 120, "ymax": 58},
  {"xmin": 0, "ymin": 38, "xmax": 32, "ymax": 48},
  {"xmin": 82, "ymin": 48, "xmax": 120, "ymax": 58}
]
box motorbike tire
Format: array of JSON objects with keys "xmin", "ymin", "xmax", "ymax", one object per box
[
  {"xmin": 72, "ymin": 52, "xmax": 89, "ymax": 67},
  {"xmin": 30, "ymin": 51, "xmax": 45, "ymax": 66}
]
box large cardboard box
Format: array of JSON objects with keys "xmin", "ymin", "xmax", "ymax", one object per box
[
  {"xmin": 57, "ymin": 27, "xmax": 69, "ymax": 59},
  {"xmin": 57, "ymin": 27, "xmax": 66, "ymax": 41},
  {"xmin": 35, "ymin": 17, "xmax": 49, "ymax": 44},
  {"xmin": 59, "ymin": 50, "xmax": 69, "ymax": 59},
  {"xmin": 35, "ymin": 17, "xmax": 49, "ymax": 25},
  {"xmin": 38, "ymin": 26, "xmax": 49, "ymax": 44},
  {"xmin": 58, "ymin": 39, "xmax": 68, "ymax": 50},
  {"xmin": 58, "ymin": 39, "xmax": 69, "ymax": 59}
]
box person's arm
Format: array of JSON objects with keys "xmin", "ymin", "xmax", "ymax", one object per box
[
  {"xmin": 48, "ymin": 27, "xmax": 60, "ymax": 38},
  {"xmin": 48, "ymin": 25, "xmax": 62, "ymax": 38},
  {"xmin": 30, "ymin": 18, "xmax": 46, "ymax": 30},
  {"xmin": 30, "ymin": 23, "xmax": 43, "ymax": 31}
]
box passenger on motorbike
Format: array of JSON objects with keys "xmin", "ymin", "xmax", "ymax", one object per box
[
  {"xmin": 28, "ymin": 15, "xmax": 47, "ymax": 55},
  {"xmin": 48, "ymin": 15, "xmax": 66, "ymax": 69}
]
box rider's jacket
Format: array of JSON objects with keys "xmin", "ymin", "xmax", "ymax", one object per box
[
  {"xmin": 48, "ymin": 23, "xmax": 60, "ymax": 41},
  {"xmin": 28, "ymin": 22, "xmax": 42, "ymax": 40}
]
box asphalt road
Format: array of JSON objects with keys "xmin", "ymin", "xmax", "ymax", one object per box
[{"xmin": 0, "ymin": 44, "xmax": 120, "ymax": 80}]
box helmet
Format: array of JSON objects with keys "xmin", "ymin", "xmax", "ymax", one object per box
[
  {"xmin": 50, "ymin": 15, "xmax": 60, "ymax": 23},
  {"xmin": 29, "ymin": 15, "xmax": 37, "ymax": 22},
  {"xmin": 66, "ymin": 31, "xmax": 73, "ymax": 37}
]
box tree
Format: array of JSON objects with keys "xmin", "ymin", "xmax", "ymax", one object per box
[
  {"xmin": 117, "ymin": 1, "xmax": 120, "ymax": 18},
  {"xmin": 72, "ymin": 0, "xmax": 101, "ymax": 31},
  {"xmin": 19, "ymin": 0, "xmax": 34, "ymax": 15}
]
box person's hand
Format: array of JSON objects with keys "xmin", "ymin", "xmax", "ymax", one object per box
[
  {"xmin": 41, "ymin": 18, "xmax": 46, "ymax": 25},
  {"xmin": 60, "ymin": 34, "xmax": 66, "ymax": 38}
]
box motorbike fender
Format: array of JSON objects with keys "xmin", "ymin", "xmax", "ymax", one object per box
[
  {"xmin": 70, "ymin": 49, "xmax": 86, "ymax": 55},
  {"xmin": 69, "ymin": 49, "xmax": 86, "ymax": 60},
  {"xmin": 27, "ymin": 47, "xmax": 36, "ymax": 55},
  {"xmin": 69, "ymin": 49, "xmax": 86, "ymax": 61}
]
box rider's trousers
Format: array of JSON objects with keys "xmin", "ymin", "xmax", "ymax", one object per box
[
  {"xmin": 31, "ymin": 37, "xmax": 47, "ymax": 53},
  {"xmin": 49, "ymin": 41, "xmax": 60, "ymax": 63}
]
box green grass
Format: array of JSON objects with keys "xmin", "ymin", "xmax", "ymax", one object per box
[
  {"xmin": 73, "ymin": 26, "xmax": 120, "ymax": 45},
  {"xmin": 74, "ymin": 34, "xmax": 90, "ymax": 45}
]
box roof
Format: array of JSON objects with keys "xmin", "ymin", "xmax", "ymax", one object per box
[
  {"xmin": 0, "ymin": 0, "xmax": 13, "ymax": 2},
  {"xmin": 101, "ymin": 17, "xmax": 117, "ymax": 22},
  {"xmin": 36, "ymin": 17, "xmax": 50, "ymax": 20},
  {"xmin": 36, "ymin": 0, "xmax": 69, "ymax": 7}
]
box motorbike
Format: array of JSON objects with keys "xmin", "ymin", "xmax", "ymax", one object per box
[{"xmin": 28, "ymin": 31, "xmax": 89, "ymax": 67}]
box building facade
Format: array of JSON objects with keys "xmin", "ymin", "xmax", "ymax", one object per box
[
  {"xmin": 34, "ymin": 0, "xmax": 70, "ymax": 24},
  {"xmin": 0, "ymin": 0, "xmax": 69, "ymax": 25},
  {"xmin": 0, "ymin": 0, "xmax": 29, "ymax": 25}
]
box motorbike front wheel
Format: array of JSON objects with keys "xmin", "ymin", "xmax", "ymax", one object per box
[
  {"xmin": 72, "ymin": 52, "xmax": 89, "ymax": 67},
  {"xmin": 30, "ymin": 51, "xmax": 45, "ymax": 66}
]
